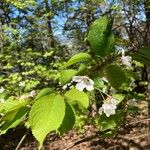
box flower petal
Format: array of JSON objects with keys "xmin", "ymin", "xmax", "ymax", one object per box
[
  {"xmin": 89, "ymin": 78, "xmax": 94, "ymax": 85},
  {"xmin": 72, "ymin": 76, "xmax": 83, "ymax": 82},
  {"xmin": 72, "ymin": 75, "xmax": 94, "ymax": 91},
  {"xmin": 75, "ymin": 82, "xmax": 86, "ymax": 91},
  {"xmin": 102, "ymin": 103, "xmax": 116, "ymax": 117},
  {"xmin": 98, "ymin": 107, "xmax": 103, "ymax": 115},
  {"xmin": 104, "ymin": 108, "xmax": 115, "ymax": 117},
  {"xmin": 121, "ymin": 56, "xmax": 132, "ymax": 67},
  {"xmin": 110, "ymin": 98, "xmax": 117, "ymax": 105},
  {"xmin": 86, "ymin": 84, "xmax": 94, "ymax": 91}
]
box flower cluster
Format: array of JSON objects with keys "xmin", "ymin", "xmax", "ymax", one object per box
[
  {"xmin": 121, "ymin": 49, "xmax": 132, "ymax": 68},
  {"xmin": 121, "ymin": 55, "xmax": 132, "ymax": 68},
  {"xmin": 72, "ymin": 76, "xmax": 94, "ymax": 91},
  {"xmin": 99, "ymin": 96, "xmax": 117, "ymax": 117},
  {"xmin": 18, "ymin": 90, "xmax": 36, "ymax": 100},
  {"xmin": 63, "ymin": 76, "xmax": 94, "ymax": 91}
]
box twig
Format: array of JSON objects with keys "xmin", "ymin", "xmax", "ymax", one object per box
[
  {"xmin": 64, "ymin": 129, "xmax": 111, "ymax": 150},
  {"xmin": 15, "ymin": 130, "xmax": 29, "ymax": 150}
]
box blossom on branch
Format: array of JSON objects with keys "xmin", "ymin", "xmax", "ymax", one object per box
[
  {"xmin": 72, "ymin": 76, "xmax": 94, "ymax": 91},
  {"xmin": 121, "ymin": 49, "xmax": 132, "ymax": 68},
  {"xmin": 18, "ymin": 90, "xmax": 36, "ymax": 100},
  {"xmin": 121, "ymin": 55, "xmax": 132, "ymax": 67},
  {"xmin": 99, "ymin": 96, "xmax": 117, "ymax": 117}
]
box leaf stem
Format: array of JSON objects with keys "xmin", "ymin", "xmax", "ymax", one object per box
[{"xmin": 15, "ymin": 130, "xmax": 29, "ymax": 150}]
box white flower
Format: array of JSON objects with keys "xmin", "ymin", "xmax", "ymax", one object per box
[
  {"xmin": 72, "ymin": 76, "xmax": 94, "ymax": 91},
  {"xmin": 0, "ymin": 98, "xmax": 5, "ymax": 103},
  {"xmin": 98, "ymin": 107, "xmax": 104, "ymax": 115},
  {"xmin": 19, "ymin": 90, "xmax": 36, "ymax": 100},
  {"xmin": 18, "ymin": 94, "xmax": 30, "ymax": 100},
  {"xmin": 62, "ymin": 83, "xmax": 71, "ymax": 90},
  {"xmin": 0, "ymin": 87, "xmax": 5, "ymax": 93},
  {"xmin": 109, "ymin": 97, "xmax": 117, "ymax": 105},
  {"xmin": 30, "ymin": 90, "xmax": 36, "ymax": 97},
  {"xmin": 19, "ymin": 82, "xmax": 25, "ymax": 87},
  {"xmin": 99, "ymin": 97, "xmax": 117, "ymax": 117},
  {"xmin": 121, "ymin": 49, "xmax": 132, "ymax": 68},
  {"xmin": 102, "ymin": 103, "xmax": 116, "ymax": 117},
  {"xmin": 121, "ymin": 55, "xmax": 132, "ymax": 67}
]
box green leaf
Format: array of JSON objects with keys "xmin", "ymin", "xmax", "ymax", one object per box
[
  {"xmin": 0, "ymin": 99, "xmax": 29, "ymax": 114},
  {"xmin": 78, "ymin": 64, "xmax": 88, "ymax": 75},
  {"xmin": 64, "ymin": 53, "xmax": 92, "ymax": 67},
  {"xmin": 88, "ymin": 16, "xmax": 114, "ymax": 57},
  {"xmin": 65, "ymin": 88, "xmax": 89, "ymax": 108},
  {"xmin": 60, "ymin": 69, "xmax": 78, "ymax": 85},
  {"xmin": 0, "ymin": 107, "xmax": 29, "ymax": 135},
  {"xmin": 98, "ymin": 111, "xmax": 124, "ymax": 136},
  {"xmin": 133, "ymin": 54, "xmax": 150, "ymax": 66},
  {"xmin": 93, "ymin": 77, "xmax": 105, "ymax": 89},
  {"xmin": 133, "ymin": 46, "xmax": 150, "ymax": 66},
  {"xmin": 36, "ymin": 88, "xmax": 54, "ymax": 100},
  {"xmin": 138, "ymin": 46, "xmax": 150, "ymax": 59},
  {"xmin": 105, "ymin": 64, "xmax": 130, "ymax": 90},
  {"xmin": 112, "ymin": 94, "xmax": 125, "ymax": 104},
  {"xmin": 29, "ymin": 94, "xmax": 65, "ymax": 149},
  {"xmin": 58, "ymin": 101, "xmax": 75, "ymax": 135},
  {"xmin": 6, "ymin": 96, "xmax": 15, "ymax": 101}
]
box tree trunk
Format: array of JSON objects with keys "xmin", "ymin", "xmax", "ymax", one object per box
[
  {"xmin": 44, "ymin": 0, "xmax": 55, "ymax": 48},
  {"xmin": 143, "ymin": 0, "xmax": 150, "ymax": 142}
]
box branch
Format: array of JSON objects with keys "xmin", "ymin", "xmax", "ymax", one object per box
[{"xmin": 15, "ymin": 130, "xmax": 29, "ymax": 150}]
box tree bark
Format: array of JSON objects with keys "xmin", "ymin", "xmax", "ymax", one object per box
[
  {"xmin": 143, "ymin": 0, "xmax": 150, "ymax": 143},
  {"xmin": 44, "ymin": 0, "xmax": 55, "ymax": 48}
]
